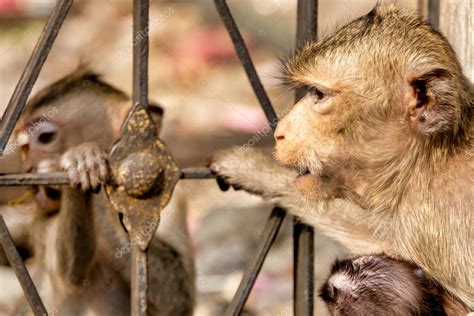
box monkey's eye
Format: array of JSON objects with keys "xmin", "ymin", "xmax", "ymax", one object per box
[
  {"xmin": 308, "ymin": 87, "xmax": 326, "ymax": 101},
  {"xmin": 38, "ymin": 131, "xmax": 57, "ymax": 144},
  {"xmin": 30, "ymin": 121, "xmax": 59, "ymax": 146}
]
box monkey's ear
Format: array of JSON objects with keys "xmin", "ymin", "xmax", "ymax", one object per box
[{"xmin": 405, "ymin": 68, "xmax": 459, "ymax": 135}]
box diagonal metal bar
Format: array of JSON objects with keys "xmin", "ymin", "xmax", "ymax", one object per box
[
  {"xmin": 215, "ymin": 1, "xmax": 288, "ymax": 314},
  {"xmin": 293, "ymin": 1, "xmax": 317, "ymax": 315},
  {"xmin": 0, "ymin": 215, "xmax": 47, "ymax": 315},
  {"xmin": 131, "ymin": 1, "xmax": 150, "ymax": 315},
  {"xmin": 224, "ymin": 207, "xmax": 286, "ymax": 316},
  {"xmin": 214, "ymin": 0, "xmax": 278, "ymax": 129},
  {"xmin": 0, "ymin": 0, "xmax": 74, "ymax": 154}
]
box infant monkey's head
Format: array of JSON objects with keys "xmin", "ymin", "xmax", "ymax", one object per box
[{"xmin": 320, "ymin": 255, "xmax": 447, "ymax": 316}]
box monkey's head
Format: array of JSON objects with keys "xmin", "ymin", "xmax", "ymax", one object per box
[
  {"xmin": 320, "ymin": 255, "xmax": 446, "ymax": 316},
  {"xmin": 15, "ymin": 69, "xmax": 164, "ymax": 211},
  {"xmin": 275, "ymin": 4, "xmax": 472, "ymax": 182},
  {"xmin": 16, "ymin": 70, "xmax": 164, "ymax": 172}
]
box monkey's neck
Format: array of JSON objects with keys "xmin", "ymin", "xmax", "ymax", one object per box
[{"xmin": 354, "ymin": 127, "xmax": 471, "ymax": 214}]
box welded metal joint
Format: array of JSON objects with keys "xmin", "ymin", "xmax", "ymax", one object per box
[{"xmin": 105, "ymin": 104, "xmax": 180, "ymax": 316}]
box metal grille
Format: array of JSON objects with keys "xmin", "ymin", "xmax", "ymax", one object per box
[{"xmin": 0, "ymin": 1, "xmax": 440, "ymax": 315}]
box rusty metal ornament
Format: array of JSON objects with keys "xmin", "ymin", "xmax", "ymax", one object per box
[{"xmin": 105, "ymin": 103, "xmax": 180, "ymax": 251}]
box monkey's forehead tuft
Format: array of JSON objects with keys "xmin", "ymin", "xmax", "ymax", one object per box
[
  {"xmin": 281, "ymin": 4, "xmax": 453, "ymax": 88},
  {"xmin": 25, "ymin": 68, "xmax": 129, "ymax": 114}
]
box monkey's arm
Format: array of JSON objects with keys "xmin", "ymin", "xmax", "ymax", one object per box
[
  {"xmin": 211, "ymin": 147, "xmax": 388, "ymax": 255},
  {"xmin": 55, "ymin": 143, "xmax": 108, "ymax": 286},
  {"xmin": 211, "ymin": 147, "xmax": 299, "ymax": 200}
]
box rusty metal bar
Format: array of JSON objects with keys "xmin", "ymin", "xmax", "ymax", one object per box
[
  {"xmin": 131, "ymin": 244, "xmax": 148, "ymax": 316},
  {"xmin": 214, "ymin": 0, "xmax": 278, "ymax": 129},
  {"xmin": 131, "ymin": 1, "xmax": 150, "ymax": 315},
  {"xmin": 132, "ymin": 0, "xmax": 149, "ymax": 108},
  {"xmin": 0, "ymin": 168, "xmax": 213, "ymax": 186},
  {"xmin": 0, "ymin": 215, "xmax": 47, "ymax": 315},
  {"xmin": 293, "ymin": 220, "xmax": 314, "ymax": 315},
  {"xmin": 428, "ymin": 0, "xmax": 440, "ymax": 29},
  {"xmin": 224, "ymin": 207, "xmax": 286, "ymax": 316},
  {"xmin": 293, "ymin": 1, "xmax": 317, "ymax": 315},
  {"xmin": 0, "ymin": 0, "xmax": 73, "ymax": 154},
  {"xmin": 215, "ymin": 0, "xmax": 289, "ymax": 314}
]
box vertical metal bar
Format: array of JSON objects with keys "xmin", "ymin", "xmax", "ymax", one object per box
[
  {"xmin": 0, "ymin": 0, "xmax": 73, "ymax": 153},
  {"xmin": 214, "ymin": 0, "xmax": 278, "ymax": 129},
  {"xmin": 224, "ymin": 208, "xmax": 286, "ymax": 316},
  {"xmin": 131, "ymin": 0, "xmax": 149, "ymax": 315},
  {"xmin": 131, "ymin": 244, "xmax": 148, "ymax": 316},
  {"xmin": 428, "ymin": 0, "xmax": 440, "ymax": 29},
  {"xmin": 133, "ymin": 0, "xmax": 149, "ymax": 107},
  {"xmin": 294, "ymin": 0, "xmax": 317, "ymax": 315},
  {"xmin": 293, "ymin": 221, "xmax": 314, "ymax": 316},
  {"xmin": 0, "ymin": 215, "xmax": 47, "ymax": 315}
]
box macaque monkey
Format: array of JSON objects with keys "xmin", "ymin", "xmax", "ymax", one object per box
[
  {"xmin": 211, "ymin": 4, "xmax": 473, "ymax": 313},
  {"xmin": 320, "ymin": 254, "xmax": 459, "ymax": 316},
  {"xmin": 13, "ymin": 69, "xmax": 195, "ymax": 315}
]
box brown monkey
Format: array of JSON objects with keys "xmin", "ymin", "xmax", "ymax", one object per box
[
  {"xmin": 211, "ymin": 4, "xmax": 473, "ymax": 312},
  {"xmin": 320, "ymin": 254, "xmax": 454, "ymax": 316},
  {"xmin": 13, "ymin": 70, "xmax": 195, "ymax": 315}
]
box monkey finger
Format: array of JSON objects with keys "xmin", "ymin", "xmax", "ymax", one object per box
[
  {"xmin": 231, "ymin": 183, "xmax": 243, "ymax": 191},
  {"xmin": 216, "ymin": 176, "xmax": 230, "ymax": 191},
  {"xmin": 97, "ymin": 159, "xmax": 109, "ymax": 183},
  {"xmin": 89, "ymin": 146, "xmax": 108, "ymax": 183},
  {"xmin": 61, "ymin": 154, "xmax": 81, "ymax": 189},
  {"xmin": 88, "ymin": 167, "xmax": 101, "ymax": 192},
  {"xmin": 76, "ymin": 156, "xmax": 91, "ymax": 191},
  {"xmin": 84, "ymin": 155, "xmax": 101, "ymax": 191},
  {"xmin": 66, "ymin": 164, "xmax": 81, "ymax": 189}
]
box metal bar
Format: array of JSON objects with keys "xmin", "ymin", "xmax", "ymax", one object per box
[
  {"xmin": 428, "ymin": 0, "xmax": 440, "ymax": 29},
  {"xmin": 214, "ymin": 1, "xmax": 289, "ymax": 313},
  {"xmin": 293, "ymin": 1, "xmax": 317, "ymax": 315},
  {"xmin": 132, "ymin": 0, "xmax": 149, "ymax": 107},
  {"xmin": 214, "ymin": 0, "xmax": 278, "ymax": 129},
  {"xmin": 131, "ymin": 244, "xmax": 148, "ymax": 316},
  {"xmin": 293, "ymin": 220, "xmax": 314, "ymax": 316},
  {"xmin": 0, "ymin": 215, "xmax": 47, "ymax": 315},
  {"xmin": 0, "ymin": 168, "xmax": 214, "ymax": 186},
  {"xmin": 224, "ymin": 207, "xmax": 286, "ymax": 316},
  {"xmin": 0, "ymin": 0, "xmax": 73, "ymax": 154},
  {"xmin": 131, "ymin": 1, "xmax": 149, "ymax": 314}
]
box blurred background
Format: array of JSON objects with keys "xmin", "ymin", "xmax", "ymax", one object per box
[{"xmin": 0, "ymin": 0, "xmax": 450, "ymax": 315}]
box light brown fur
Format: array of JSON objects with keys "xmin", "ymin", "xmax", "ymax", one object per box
[
  {"xmin": 14, "ymin": 70, "xmax": 195, "ymax": 315},
  {"xmin": 212, "ymin": 4, "xmax": 473, "ymax": 311}
]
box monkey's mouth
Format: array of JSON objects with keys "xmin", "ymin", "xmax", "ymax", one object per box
[
  {"xmin": 34, "ymin": 186, "xmax": 61, "ymax": 200},
  {"xmin": 33, "ymin": 186, "xmax": 61, "ymax": 213},
  {"xmin": 297, "ymin": 168, "xmax": 311, "ymax": 178}
]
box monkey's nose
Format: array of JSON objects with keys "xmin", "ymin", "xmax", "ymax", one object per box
[{"xmin": 274, "ymin": 129, "xmax": 285, "ymax": 141}]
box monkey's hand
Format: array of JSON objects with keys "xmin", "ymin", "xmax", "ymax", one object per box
[
  {"xmin": 60, "ymin": 143, "xmax": 109, "ymax": 192},
  {"xmin": 210, "ymin": 147, "xmax": 299, "ymax": 200}
]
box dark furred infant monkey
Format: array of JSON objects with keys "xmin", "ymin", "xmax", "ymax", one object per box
[
  {"xmin": 14, "ymin": 70, "xmax": 194, "ymax": 315},
  {"xmin": 211, "ymin": 3, "xmax": 473, "ymax": 313},
  {"xmin": 320, "ymin": 254, "xmax": 452, "ymax": 316}
]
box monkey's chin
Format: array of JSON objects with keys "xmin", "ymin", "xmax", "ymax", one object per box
[{"xmin": 294, "ymin": 173, "xmax": 317, "ymax": 200}]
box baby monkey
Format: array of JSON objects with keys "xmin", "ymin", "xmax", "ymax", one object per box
[{"xmin": 321, "ymin": 254, "xmax": 464, "ymax": 316}]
